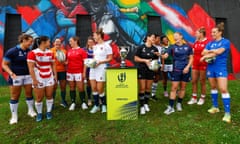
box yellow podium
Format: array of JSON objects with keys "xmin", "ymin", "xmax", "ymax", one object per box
[{"xmin": 106, "ymin": 68, "xmax": 138, "ymax": 120}]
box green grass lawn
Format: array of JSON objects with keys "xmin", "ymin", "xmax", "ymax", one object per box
[{"xmin": 0, "ymin": 81, "xmax": 240, "ymax": 144}]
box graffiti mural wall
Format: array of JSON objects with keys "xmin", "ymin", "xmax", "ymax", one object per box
[{"xmin": 0, "ymin": 0, "xmax": 240, "ymax": 84}]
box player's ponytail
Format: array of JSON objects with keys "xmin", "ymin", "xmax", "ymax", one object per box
[
  {"xmin": 32, "ymin": 36, "xmax": 49, "ymax": 50},
  {"xmin": 216, "ymin": 22, "xmax": 225, "ymax": 35}
]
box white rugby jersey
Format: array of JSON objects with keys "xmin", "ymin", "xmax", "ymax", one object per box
[{"xmin": 93, "ymin": 42, "xmax": 112, "ymax": 65}]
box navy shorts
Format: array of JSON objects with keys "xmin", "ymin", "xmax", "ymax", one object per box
[
  {"xmin": 57, "ymin": 72, "xmax": 66, "ymax": 81},
  {"xmin": 138, "ymin": 68, "xmax": 155, "ymax": 80},
  {"xmin": 170, "ymin": 70, "xmax": 191, "ymax": 82}
]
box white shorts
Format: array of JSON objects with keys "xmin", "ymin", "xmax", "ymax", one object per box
[
  {"xmin": 67, "ymin": 73, "xmax": 83, "ymax": 81},
  {"xmin": 163, "ymin": 64, "xmax": 173, "ymax": 72},
  {"xmin": 11, "ymin": 75, "xmax": 32, "ymax": 86},
  {"xmin": 34, "ymin": 77, "xmax": 55, "ymax": 89},
  {"xmin": 89, "ymin": 67, "xmax": 106, "ymax": 82}
]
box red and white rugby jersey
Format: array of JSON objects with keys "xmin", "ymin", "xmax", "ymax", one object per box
[
  {"xmin": 27, "ymin": 48, "xmax": 55, "ymax": 79},
  {"xmin": 93, "ymin": 42, "xmax": 112, "ymax": 62},
  {"xmin": 192, "ymin": 38, "xmax": 210, "ymax": 56},
  {"xmin": 67, "ymin": 47, "xmax": 87, "ymax": 73}
]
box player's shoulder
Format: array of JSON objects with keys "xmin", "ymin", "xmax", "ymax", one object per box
[
  {"xmin": 5, "ymin": 46, "xmax": 19, "ymax": 54},
  {"xmin": 221, "ymin": 38, "xmax": 230, "ymax": 44}
]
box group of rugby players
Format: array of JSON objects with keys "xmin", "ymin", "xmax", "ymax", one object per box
[{"xmin": 2, "ymin": 22, "xmax": 232, "ymax": 124}]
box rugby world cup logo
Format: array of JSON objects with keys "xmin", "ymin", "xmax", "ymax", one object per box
[{"xmin": 118, "ymin": 72, "xmax": 126, "ymax": 83}]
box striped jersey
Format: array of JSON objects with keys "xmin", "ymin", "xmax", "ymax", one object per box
[{"xmin": 27, "ymin": 48, "xmax": 55, "ymax": 79}]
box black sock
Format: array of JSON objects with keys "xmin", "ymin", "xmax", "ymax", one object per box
[
  {"xmin": 79, "ymin": 91, "xmax": 86, "ymax": 103},
  {"xmin": 169, "ymin": 99, "xmax": 175, "ymax": 107},
  {"xmin": 163, "ymin": 85, "xmax": 167, "ymax": 91},
  {"xmin": 145, "ymin": 92, "xmax": 151, "ymax": 104},
  {"xmin": 178, "ymin": 98, "xmax": 183, "ymax": 103},
  {"xmin": 93, "ymin": 93, "xmax": 99, "ymax": 106},
  {"xmin": 70, "ymin": 90, "xmax": 76, "ymax": 103},
  {"xmin": 139, "ymin": 93, "xmax": 145, "ymax": 107}
]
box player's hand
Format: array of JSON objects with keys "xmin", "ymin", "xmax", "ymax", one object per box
[
  {"xmin": 183, "ymin": 67, "xmax": 189, "ymax": 74},
  {"xmin": 10, "ymin": 72, "xmax": 17, "ymax": 79},
  {"xmin": 145, "ymin": 59, "xmax": 151, "ymax": 67},
  {"xmin": 32, "ymin": 79, "xmax": 40, "ymax": 88},
  {"xmin": 200, "ymin": 56, "xmax": 205, "ymax": 62}
]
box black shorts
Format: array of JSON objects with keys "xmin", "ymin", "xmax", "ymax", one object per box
[
  {"xmin": 138, "ymin": 68, "xmax": 155, "ymax": 80},
  {"xmin": 57, "ymin": 72, "xmax": 66, "ymax": 81}
]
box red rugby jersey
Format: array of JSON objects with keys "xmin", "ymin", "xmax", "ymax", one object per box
[
  {"xmin": 192, "ymin": 38, "xmax": 210, "ymax": 56},
  {"xmin": 67, "ymin": 47, "xmax": 87, "ymax": 73}
]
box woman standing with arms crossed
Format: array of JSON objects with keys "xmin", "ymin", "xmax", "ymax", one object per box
[
  {"xmin": 2, "ymin": 34, "xmax": 36, "ymax": 124},
  {"xmin": 161, "ymin": 35, "xmax": 173, "ymax": 97},
  {"xmin": 188, "ymin": 28, "xmax": 209, "ymax": 105},
  {"xmin": 162, "ymin": 32, "xmax": 193, "ymax": 115},
  {"xmin": 67, "ymin": 36, "xmax": 88, "ymax": 111},
  {"xmin": 27, "ymin": 36, "xmax": 56, "ymax": 122},
  {"xmin": 134, "ymin": 33, "xmax": 160, "ymax": 115},
  {"xmin": 89, "ymin": 29, "xmax": 113, "ymax": 114},
  {"xmin": 201, "ymin": 23, "xmax": 231, "ymax": 123},
  {"xmin": 50, "ymin": 38, "xmax": 68, "ymax": 107}
]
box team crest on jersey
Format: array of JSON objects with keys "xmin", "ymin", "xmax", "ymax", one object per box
[
  {"xmin": 19, "ymin": 51, "xmax": 24, "ymax": 57},
  {"xmin": 142, "ymin": 48, "xmax": 146, "ymax": 53},
  {"xmin": 207, "ymin": 71, "xmax": 211, "ymax": 76},
  {"xmin": 184, "ymin": 47, "xmax": 188, "ymax": 50}
]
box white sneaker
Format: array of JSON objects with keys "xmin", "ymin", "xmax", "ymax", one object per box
[
  {"xmin": 28, "ymin": 110, "xmax": 37, "ymax": 117},
  {"xmin": 187, "ymin": 98, "xmax": 197, "ymax": 105},
  {"xmin": 90, "ymin": 105, "xmax": 100, "ymax": 114},
  {"xmin": 176, "ymin": 103, "xmax": 182, "ymax": 111},
  {"xmin": 69, "ymin": 103, "xmax": 76, "ymax": 111},
  {"xmin": 197, "ymin": 98, "xmax": 205, "ymax": 105},
  {"xmin": 9, "ymin": 116, "xmax": 18, "ymax": 125},
  {"xmin": 164, "ymin": 106, "xmax": 175, "ymax": 115},
  {"xmin": 101, "ymin": 105, "xmax": 107, "ymax": 113},
  {"xmin": 144, "ymin": 104, "xmax": 150, "ymax": 112},
  {"xmin": 81, "ymin": 102, "xmax": 88, "ymax": 110},
  {"xmin": 140, "ymin": 106, "xmax": 146, "ymax": 115}
]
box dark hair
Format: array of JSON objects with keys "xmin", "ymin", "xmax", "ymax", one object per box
[
  {"xmin": 215, "ymin": 22, "xmax": 225, "ymax": 35},
  {"xmin": 71, "ymin": 36, "xmax": 81, "ymax": 46},
  {"xmin": 86, "ymin": 36, "xmax": 95, "ymax": 48},
  {"xmin": 18, "ymin": 33, "xmax": 33, "ymax": 43},
  {"xmin": 160, "ymin": 35, "xmax": 168, "ymax": 41},
  {"xmin": 94, "ymin": 28, "xmax": 104, "ymax": 39},
  {"xmin": 143, "ymin": 33, "xmax": 155, "ymax": 43},
  {"xmin": 32, "ymin": 36, "xmax": 50, "ymax": 50},
  {"xmin": 198, "ymin": 27, "xmax": 206, "ymax": 37}
]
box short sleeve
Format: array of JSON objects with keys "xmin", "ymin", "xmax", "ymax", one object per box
[
  {"xmin": 167, "ymin": 45, "xmax": 173, "ymax": 55},
  {"xmin": 105, "ymin": 43, "xmax": 113, "ymax": 55},
  {"xmin": 27, "ymin": 51, "xmax": 36, "ymax": 63},
  {"xmin": 135, "ymin": 45, "xmax": 143, "ymax": 57},
  {"xmin": 188, "ymin": 45, "xmax": 193, "ymax": 55},
  {"xmin": 3, "ymin": 49, "xmax": 13, "ymax": 62},
  {"xmin": 221, "ymin": 39, "xmax": 230, "ymax": 50},
  {"xmin": 82, "ymin": 49, "xmax": 88, "ymax": 59}
]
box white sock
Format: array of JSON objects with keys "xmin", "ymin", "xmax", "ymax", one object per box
[
  {"xmin": 26, "ymin": 99, "xmax": 34, "ymax": 112},
  {"xmin": 46, "ymin": 99, "xmax": 54, "ymax": 112},
  {"xmin": 35, "ymin": 102, "xmax": 43, "ymax": 114},
  {"xmin": 201, "ymin": 94, "xmax": 206, "ymax": 98},
  {"xmin": 10, "ymin": 103, "xmax": 18, "ymax": 118}
]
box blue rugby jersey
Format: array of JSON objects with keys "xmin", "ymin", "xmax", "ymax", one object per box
[
  {"xmin": 205, "ymin": 38, "xmax": 230, "ymax": 69},
  {"xmin": 167, "ymin": 44, "xmax": 193, "ymax": 71},
  {"xmin": 3, "ymin": 45, "xmax": 30, "ymax": 75}
]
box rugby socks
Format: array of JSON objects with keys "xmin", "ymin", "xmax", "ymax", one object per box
[
  {"xmin": 151, "ymin": 82, "xmax": 158, "ymax": 96},
  {"xmin": 192, "ymin": 93, "xmax": 197, "ymax": 99},
  {"xmin": 145, "ymin": 92, "xmax": 151, "ymax": 104},
  {"xmin": 99, "ymin": 93, "xmax": 106, "ymax": 105},
  {"xmin": 46, "ymin": 99, "xmax": 54, "ymax": 113},
  {"xmin": 93, "ymin": 92, "xmax": 99, "ymax": 106},
  {"xmin": 222, "ymin": 93, "xmax": 231, "ymax": 114},
  {"xmin": 26, "ymin": 97, "xmax": 34, "ymax": 112},
  {"xmin": 211, "ymin": 89, "xmax": 218, "ymax": 107},
  {"xmin": 139, "ymin": 93, "xmax": 145, "ymax": 107},
  {"xmin": 60, "ymin": 91, "xmax": 66, "ymax": 103},
  {"xmin": 70, "ymin": 90, "xmax": 76, "ymax": 103},
  {"xmin": 79, "ymin": 91, "xmax": 86, "ymax": 103},
  {"xmin": 163, "ymin": 85, "xmax": 167, "ymax": 91},
  {"xmin": 169, "ymin": 99, "xmax": 174, "ymax": 108},
  {"xmin": 178, "ymin": 98, "xmax": 183, "ymax": 103},
  {"xmin": 201, "ymin": 94, "xmax": 206, "ymax": 98},
  {"xmin": 35, "ymin": 102, "xmax": 43, "ymax": 114},
  {"xmin": 86, "ymin": 85, "xmax": 92, "ymax": 100},
  {"xmin": 10, "ymin": 100, "xmax": 19, "ymax": 118}
]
